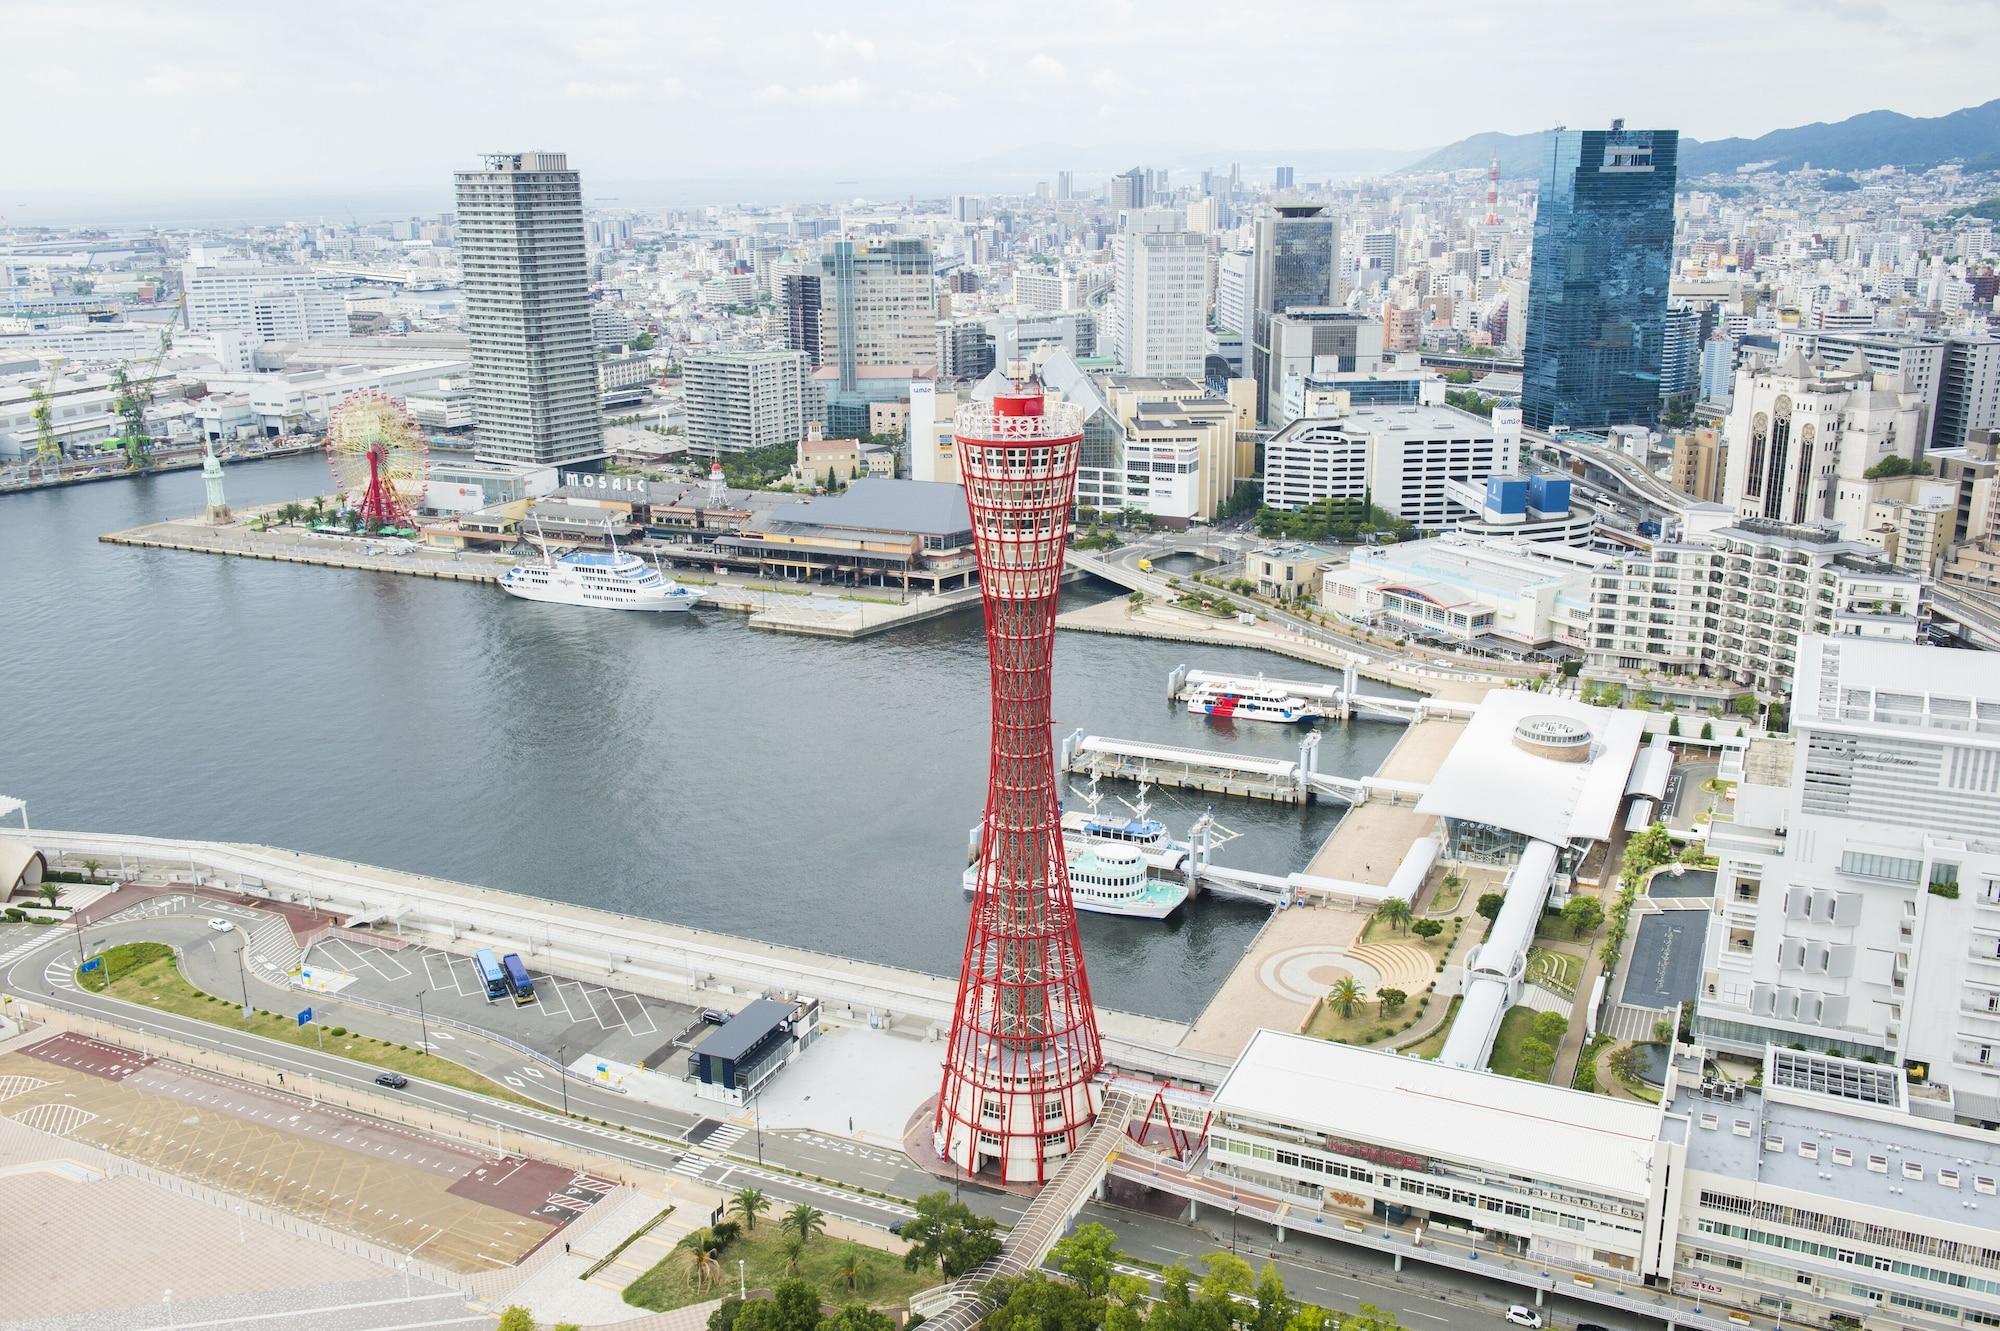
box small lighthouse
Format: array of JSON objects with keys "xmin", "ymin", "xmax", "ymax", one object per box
[{"xmin": 201, "ymin": 438, "xmax": 232, "ymax": 525}]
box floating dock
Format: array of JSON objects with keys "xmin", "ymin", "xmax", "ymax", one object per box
[
  {"xmin": 1060, "ymin": 729, "xmax": 1434, "ymax": 807},
  {"xmin": 1169, "ymin": 664, "xmax": 1450, "ymax": 724}
]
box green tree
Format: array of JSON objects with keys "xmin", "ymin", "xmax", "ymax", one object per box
[
  {"xmin": 820, "ymin": 1308, "xmax": 895, "ymax": 1331},
  {"xmin": 1533, "ymin": 1010, "xmax": 1569, "ymax": 1047},
  {"xmin": 1668, "ymin": 714, "xmax": 1681, "ymax": 736},
  {"xmin": 900, "ymin": 1191, "xmax": 1002, "ymax": 1278},
  {"xmin": 1377, "ymin": 987, "xmax": 1407, "ymax": 1017},
  {"xmin": 781, "ymin": 1237, "xmax": 806, "ymax": 1276},
  {"xmin": 1515, "ymin": 1036, "xmax": 1555, "ymax": 1081},
  {"xmin": 983, "ymin": 1274, "xmax": 1103, "ymax": 1331},
  {"xmin": 1410, "ymin": 917, "xmax": 1443, "ymax": 939},
  {"xmin": 1198, "ymin": 1251, "xmax": 1256, "ymax": 1306},
  {"xmin": 770, "ymin": 1278, "xmax": 824, "ymax": 1331},
  {"xmin": 1561, "ymin": 895, "xmax": 1605, "ymax": 938},
  {"xmin": 784, "ymin": 1204, "xmax": 827, "ymax": 1246},
  {"xmin": 1700, "ymin": 720, "xmax": 1714, "ymax": 741},
  {"xmin": 1372, "ymin": 898, "xmax": 1413, "ymax": 934},
  {"xmin": 710, "ymin": 1299, "xmax": 745, "ymax": 1331},
  {"xmin": 1653, "ymin": 1016, "xmax": 1676, "ymax": 1044},
  {"xmin": 41, "ymin": 881, "xmax": 64, "ymax": 910},
  {"xmin": 496, "ymin": 1310, "xmax": 535, "ymax": 1331},
  {"xmin": 1730, "ymin": 694, "xmax": 1759, "ymax": 718},
  {"xmin": 732, "ymin": 1187, "xmax": 770, "ymax": 1231},
  {"xmin": 553, "ymin": 1324, "xmax": 582, "ymax": 1331},
  {"xmin": 631, "ymin": 330, "xmax": 656, "ymax": 350},
  {"xmin": 1251, "ymin": 1262, "xmax": 1296, "ymax": 1331},
  {"xmin": 1328, "ymin": 976, "xmax": 1365, "ymax": 1019},
  {"xmin": 1477, "ymin": 892, "xmax": 1505, "ymax": 922},
  {"xmin": 1049, "ymin": 1221, "xmax": 1121, "ymax": 1298},
  {"xmin": 81, "ymin": 858, "xmax": 101, "ymax": 882},
  {"xmin": 678, "ymin": 1228, "xmax": 723, "ymax": 1288}
]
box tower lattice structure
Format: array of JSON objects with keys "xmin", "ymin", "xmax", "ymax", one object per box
[{"xmin": 933, "ymin": 386, "xmax": 1103, "ymax": 1184}]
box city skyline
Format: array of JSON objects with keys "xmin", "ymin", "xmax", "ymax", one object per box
[{"xmin": 9, "ymin": 0, "xmax": 2000, "ymax": 214}]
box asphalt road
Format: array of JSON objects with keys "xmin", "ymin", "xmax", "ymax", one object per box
[{"xmin": 1, "ymin": 918, "xmax": 1680, "ymax": 1331}]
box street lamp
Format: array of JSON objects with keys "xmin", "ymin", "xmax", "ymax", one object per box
[
  {"xmin": 558, "ymin": 1043, "xmax": 569, "ymax": 1117},
  {"xmin": 414, "ymin": 988, "xmax": 429, "ymax": 1055}
]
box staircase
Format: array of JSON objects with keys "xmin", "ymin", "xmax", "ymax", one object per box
[
  {"xmin": 243, "ymin": 915, "xmax": 303, "ymax": 989},
  {"xmin": 920, "ymin": 1088, "xmax": 1137, "ymax": 1331}
]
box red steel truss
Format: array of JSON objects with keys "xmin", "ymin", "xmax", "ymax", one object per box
[{"xmin": 933, "ymin": 386, "xmax": 1104, "ymax": 1184}]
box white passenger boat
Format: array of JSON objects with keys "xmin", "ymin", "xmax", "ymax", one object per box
[
  {"xmin": 961, "ymin": 843, "xmax": 1189, "ymax": 919},
  {"xmin": 500, "ymin": 523, "xmax": 700, "ymax": 613},
  {"xmin": 1185, "ymin": 676, "xmax": 1323, "ymax": 724}
]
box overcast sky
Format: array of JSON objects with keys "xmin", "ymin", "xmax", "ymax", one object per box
[{"xmin": 11, "ymin": 0, "xmax": 2000, "ymax": 206}]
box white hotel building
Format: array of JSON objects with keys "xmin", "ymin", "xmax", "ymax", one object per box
[{"xmin": 1697, "ymin": 636, "xmax": 2000, "ymax": 1122}]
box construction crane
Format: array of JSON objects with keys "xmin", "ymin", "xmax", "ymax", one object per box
[{"xmin": 28, "ymin": 356, "xmax": 64, "ymax": 476}]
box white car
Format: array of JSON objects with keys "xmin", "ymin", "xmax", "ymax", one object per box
[
  {"xmin": 1504, "ymin": 1308, "xmax": 1544, "ymax": 1329},
  {"xmin": 207, "ymin": 918, "xmax": 233, "ymax": 933}
]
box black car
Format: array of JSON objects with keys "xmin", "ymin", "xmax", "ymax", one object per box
[{"xmin": 374, "ymin": 1072, "xmax": 410, "ymax": 1089}]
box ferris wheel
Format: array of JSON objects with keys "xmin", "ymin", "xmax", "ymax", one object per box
[{"xmin": 325, "ymin": 390, "xmax": 428, "ymax": 530}]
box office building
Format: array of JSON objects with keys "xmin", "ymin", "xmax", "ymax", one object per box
[
  {"xmin": 1272, "ymin": 165, "xmax": 1294, "ymax": 190},
  {"xmin": 683, "ymin": 350, "xmax": 807, "ymax": 458},
  {"xmin": 1930, "ymin": 333, "xmax": 2000, "ymax": 451},
  {"xmin": 1669, "ymin": 426, "xmax": 1727, "ymax": 503},
  {"xmin": 1261, "ymin": 309, "xmax": 1382, "ymax": 426},
  {"xmin": 1696, "ymin": 637, "xmax": 2000, "ymax": 1120},
  {"xmin": 1214, "ymin": 249, "xmax": 1253, "ymax": 338},
  {"xmin": 1783, "ymin": 329, "xmax": 1944, "ymax": 447},
  {"xmin": 182, "ymin": 254, "xmax": 347, "ymax": 344},
  {"xmin": 1661, "ymin": 304, "xmax": 1701, "ymax": 400},
  {"xmin": 1699, "ymin": 331, "xmax": 1735, "ymax": 405},
  {"xmin": 1521, "ymin": 123, "xmax": 1678, "ymax": 432},
  {"xmin": 1585, "ymin": 515, "xmax": 1921, "ymax": 699},
  {"xmin": 1110, "ymin": 209, "xmax": 1207, "ymax": 378},
  {"xmin": 935, "ymin": 316, "xmax": 996, "ymax": 383},
  {"xmin": 1010, "ymin": 265, "xmax": 1070, "ymax": 313},
  {"xmin": 1110, "ymin": 167, "xmax": 1149, "ymax": 211},
  {"xmin": 1055, "ymin": 170, "xmax": 1073, "ymax": 202},
  {"xmin": 454, "ymin": 151, "xmax": 602, "ymax": 467},
  {"xmin": 1722, "ymin": 348, "xmax": 1927, "ymax": 529},
  {"xmin": 781, "ymin": 273, "xmax": 823, "ymax": 369},
  {"xmin": 820, "ymin": 238, "xmax": 936, "ymax": 393},
  {"xmin": 1251, "ymin": 202, "xmax": 1342, "ymax": 422}
]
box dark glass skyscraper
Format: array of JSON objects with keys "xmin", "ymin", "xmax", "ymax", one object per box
[
  {"xmin": 1522, "ymin": 123, "xmax": 1678, "ymax": 432},
  {"xmin": 1250, "ymin": 202, "xmax": 1341, "ymax": 422}
]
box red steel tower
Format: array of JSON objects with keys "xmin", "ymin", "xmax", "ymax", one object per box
[
  {"xmin": 1484, "ymin": 150, "xmax": 1500, "ymax": 228},
  {"xmin": 934, "ymin": 385, "xmax": 1103, "ymax": 1184}
]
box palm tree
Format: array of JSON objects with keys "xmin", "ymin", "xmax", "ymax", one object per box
[
  {"xmin": 41, "ymin": 881, "xmax": 64, "ymax": 911},
  {"xmin": 81, "ymin": 858, "xmax": 100, "ymax": 883},
  {"xmin": 1372, "ymin": 898, "xmax": 1413, "ymax": 934},
  {"xmin": 676, "ymin": 1229, "xmax": 719, "ymax": 1289},
  {"xmin": 785, "ymin": 1203, "xmax": 827, "ymax": 1245},
  {"xmin": 731, "ymin": 1187, "xmax": 770, "ymax": 1231},
  {"xmin": 1329, "ymin": 976, "xmax": 1365, "ymax": 1019},
  {"xmin": 836, "ymin": 1245, "xmax": 865, "ymax": 1293},
  {"xmin": 782, "ymin": 1237, "xmax": 806, "ymax": 1277}
]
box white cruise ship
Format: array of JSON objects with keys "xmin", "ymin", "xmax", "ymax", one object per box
[
  {"xmin": 1185, "ymin": 677, "xmax": 1323, "ymax": 725},
  {"xmin": 961, "ymin": 844, "xmax": 1188, "ymax": 919},
  {"xmin": 500, "ymin": 547, "xmax": 701, "ymax": 613}
]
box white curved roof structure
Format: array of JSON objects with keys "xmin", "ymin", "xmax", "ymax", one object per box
[{"xmin": 1415, "ymin": 690, "xmax": 1647, "ymax": 845}]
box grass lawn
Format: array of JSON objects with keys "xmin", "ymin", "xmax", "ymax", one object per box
[
  {"xmin": 1427, "ymin": 874, "xmax": 1468, "ymax": 915},
  {"xmin": 1302, "ymin": 993, "xmax": 1424, "ymax": 1047},
  {"xmin": 1525, "ymin": 946, "xmax": 1582, "ymax": 998},
  {"xmin": 1404, "ymin": 996, "xmax": 1462, "ymax": 1059},
  {"xmin": 77, "ymin": 942, "xmax": 537, "ymax": 1106},
  {"xmin": 625, "ymin": 1224, "xmax": 934, "ymax": 1313},
  {"xmin": 1485, "ymin": 1005, "xmax": 1555, "ymax": 1082}
]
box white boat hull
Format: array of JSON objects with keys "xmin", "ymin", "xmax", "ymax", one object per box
[
  {"xmin": 960, "ymin": 864, "xmax": 1188, "ymax": 920},
  {"xmin": 499, "ymin": 580, "xmax": 698, "ymax": 612}
]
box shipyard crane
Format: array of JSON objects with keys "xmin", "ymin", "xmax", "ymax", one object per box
[
  {"xmin": 28, "ymin": 356, "xmax": 64, "ymax": 476},
  {"xmin": 111, "ymin": 291, "xmax": 185, "ymax": 471}
]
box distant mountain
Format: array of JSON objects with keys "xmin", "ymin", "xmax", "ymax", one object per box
[{"xmin": 1400, "ymin": 99, "xmax": 2000, "ymax": 180}]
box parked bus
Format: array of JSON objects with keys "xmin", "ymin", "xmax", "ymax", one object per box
[
  {"xmin": 501, "ymin": 953, "xmax": 536, "ymax": 1005},
  {"xmin": 472, "ymin": 948, "xmax": 508, "ymax": 1001}
]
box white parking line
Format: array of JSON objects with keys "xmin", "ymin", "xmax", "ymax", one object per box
[
  {"xmin": 611, "ymin": 991, "xmax": 660, "ymax": 1037},
  {"xmin": 540, "ymin": 978, "xmax": 578, "ymax": 1023}
]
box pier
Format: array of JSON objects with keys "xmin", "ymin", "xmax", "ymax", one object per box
[{"xmin": 1060, "ymin": 728, "xmax": 1436, "ymax": 807}]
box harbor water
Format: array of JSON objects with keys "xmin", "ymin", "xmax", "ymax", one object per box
[{"xmin": 0, "ymin": 456, "xmax": 1411, "ymax": 1020}]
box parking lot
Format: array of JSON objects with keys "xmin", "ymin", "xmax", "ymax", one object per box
[
  {"xmin": 8, "ymin": 1033, "xmax": 611, "ymax": 1272},
  {"xmin": 305, "ymin": 936, "xmax": 702, "ymax": 1069}
]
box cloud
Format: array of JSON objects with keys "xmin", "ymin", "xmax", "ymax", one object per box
[
  {"xmin": 758, "ymin": 77, "xmax": 866, "ymax": 106},
  {"xmin": 813, "ymin": 30, "xmax": 877, "ymax": 61},
  {"xmin": 1026, "ymin": 53, "xmax": 1066, "ymax": 78},
  {"xmin": 562, "ymin": 79, "xmax": 667, "ymax": 102}
]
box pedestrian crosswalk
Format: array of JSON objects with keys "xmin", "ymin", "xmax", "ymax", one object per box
[
  {"xmin": 671, "ymin": 1154, "xmax": 712, "ymax": 1178},
  {"xmin": 0, "ymin": 934, "xmax": 55, "ymax": 968},
  {"xmin": 706, "ymin": 1122, "xmax": 748, "ymax": 1153}
]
